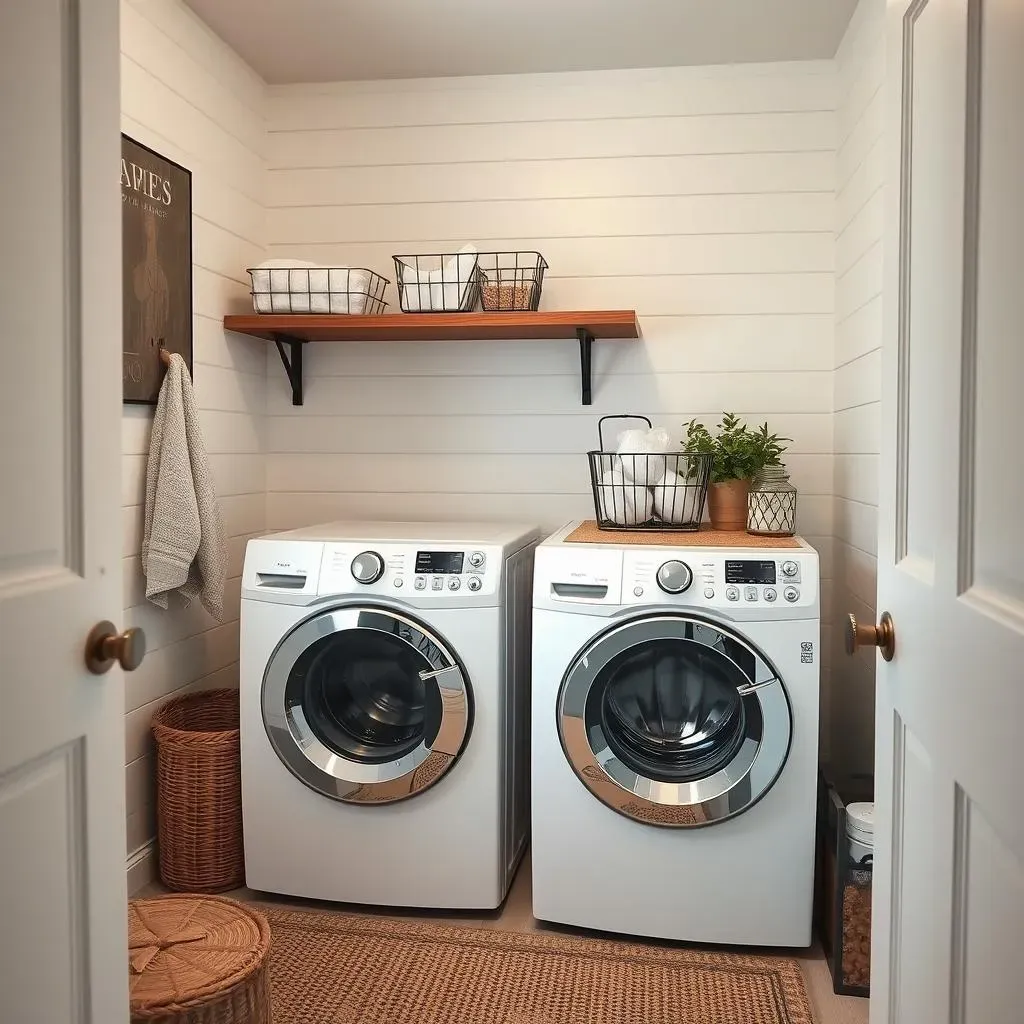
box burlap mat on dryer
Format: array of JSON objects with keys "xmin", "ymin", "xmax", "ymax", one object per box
[{"xmin": 565, "ymin": 520, "xmax": 802, "ymax": 548}]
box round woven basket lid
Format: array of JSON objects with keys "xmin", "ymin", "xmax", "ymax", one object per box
[{"xmin": 128, "ymin": 895, "xmax": 270, "ymax": 1013}]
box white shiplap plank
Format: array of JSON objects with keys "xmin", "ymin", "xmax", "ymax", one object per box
[
  {"xmin": 268, "ymin": 232, "xmax": 833, "ymax": 280},
  {"xmin": 267, "ymin": 151, "xmax": 834, "ymax": 208},
  {"xmin": 266, "ymin": 66, "xmax": 835, "ymax": 132},
  {"xmin": 266, "ymin": 371, "xmax": 834, "ymax": 418},
  {"xmin": 265, "ymin": 411, "xmax": 835, "ymax": 457},
  {"xmin": 268, "ymin": 191, "xmax": 834, "ymax": 244},
  {"xmin": 268, "ymin": 112, "xmax": 835, "ymax": 170}
]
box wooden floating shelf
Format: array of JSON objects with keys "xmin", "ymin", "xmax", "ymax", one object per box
[{"xmin": 223, "ymin": 310, "xmax": 640, "ymax": 406}]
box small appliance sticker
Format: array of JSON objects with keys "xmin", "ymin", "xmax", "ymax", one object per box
[{"xmin": 800, "ymin": 642, "xmax": 814, "ymax": 664}]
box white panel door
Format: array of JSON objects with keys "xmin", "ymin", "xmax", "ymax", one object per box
[
  {"xmin": 0, "ymin": 1, "xmax": 128, "ymax": 1022},
  {"xmin": 868, "ymin": 1, "xmax": 1024, "ymax": 1021}
]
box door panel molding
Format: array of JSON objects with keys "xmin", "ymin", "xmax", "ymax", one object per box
[
  {"xmin": 60, "ymin": 0, "xmax": 85, "ymax": 576},
  {"xmin": 894, "ymin": 0, "xmax": 932, "ymax": 565},
  {"xmin": 957, "ymin": 0, "xmax": 983, "ymax": 596},
  {"xmin": 886, "ymin": 710, "xmax": 907, "ymax": 1024},
  {"xmin": 949, "ymin": 784, "xmax": 971, "ymax": 1024}
]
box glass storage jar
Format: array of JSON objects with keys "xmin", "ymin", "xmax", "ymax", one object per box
[{"xmin": 747, "ymin": 465, "xmax": 797, "ymax": 536}]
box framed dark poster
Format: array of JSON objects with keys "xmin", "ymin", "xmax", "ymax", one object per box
[{"xmin": 121, "ymin": 135, "xmax": 192, "ymax": 404}]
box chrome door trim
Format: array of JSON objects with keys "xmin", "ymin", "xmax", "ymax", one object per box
[
  {"xmin": 263, "ymin": 605, "xmax": 471, "ymax": 804},
  {"xmin": 557, "ymin": 613, "xmax": 792, "ymax": 828}
]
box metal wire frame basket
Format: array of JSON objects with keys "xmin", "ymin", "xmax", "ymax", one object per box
[
  {"xmin": 478, "ymin": 251, "xmax": 548, "ymax": 311},
  {"xmin": 393, "ymin": 252, "xmax": 484, "ymax": 312},
  {"xmin": 587, "ymin": 415, "xmax": 713, "ymax": 531},
  {"xmin": 247, "ymin": 266, "xmax": 388, "ymax": 315}
]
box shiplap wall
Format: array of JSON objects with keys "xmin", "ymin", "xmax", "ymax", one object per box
[
  {"xmin": 120, "ymin": 0, "xmax": 266, "ymax": 891},
  {"xmin": 831, "ymin": 0, "xmax": 885, "ymax": 778},
  {"xmin": 263, "ymin": 64, "xmax": 839, "ymax": 743}
]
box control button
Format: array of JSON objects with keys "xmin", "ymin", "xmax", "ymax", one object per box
[
  {"xmin": 467, "ymin": 576, "xmax": 482, "ymax": 592},
  {"xmin": 781, "ymin": 560, "xmax": 799, "ymax": 578},
  {"xmin": 431, "ymin": 577, "xmax": 444, "ymax": 591},
  {"xmin": 744, "ymin": 586, "xmax": 759, "ymax": 602},
  {"xmin": 351, "ymin": 551, "xmax": 385, "ymax": 584},
  {"xmin": 414, "ymin": 576, "xmax": 426, "ymax": 591},
  {"xmin": 633, "ymin": 586, "xmax": 644, "ymax": 597},
  {"xmin": 784, "ymin": 586, "xmax": 800, "ymax": 603},
  {"xmin": 726, "ymin": 586, "xmax": 740, "ymax": 602},
  {"xmin": 704, "ymin": 588, "xmax": 715, "ymax": 599},
  {"xmin": 393, "ymin": 578, "xmax": 404, "ymax": 589},
  {"xmin": 764, "ymin": 588, "xmax": 777, "ymax": 602},
  {"xmin": 468, "ymin": 551, "xmax": 486, "ymax": 568},
  {"xmin": 656, "ymin": 560, "xmax": 693, "ymax": 595},
  {"xmin": 448, "ymin": 577, "xmax": 461, "ymax": 591}
]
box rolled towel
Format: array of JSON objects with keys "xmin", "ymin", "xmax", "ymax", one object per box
[
  {"xmin": 617, "ymin": 426, "xmax": 671, "ymax": 486},
  {"xmin": 652, "ymin": 467, "xmax": 697, "ymax": 525},
  {"xmin": 598, "ymin": 467, "xmax": 654, "ymax": 527}
]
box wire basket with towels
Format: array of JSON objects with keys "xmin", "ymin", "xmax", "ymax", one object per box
[{"xmin": 588, "ymin": 415, "xmax": 713, "ymax": 531}]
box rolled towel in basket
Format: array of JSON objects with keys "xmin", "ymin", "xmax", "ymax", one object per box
[
  {"xmin": 616, "ymin": 426, "xmax": 670, "ymax": 487},
  {"xmin": 597, "ymin": 467, "xmax": 654, "ymax": 527},
  {"xmin": 399, "ymin": 246, "xmax": 478, "ymax": 311}
]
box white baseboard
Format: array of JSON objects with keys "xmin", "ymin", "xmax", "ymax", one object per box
[{"xmin": 127, "ymin": 839, "xmax": 157, "ymax": 895}]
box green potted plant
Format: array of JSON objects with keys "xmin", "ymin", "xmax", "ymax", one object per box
[{"xmin": 684, "ymin": 413, "xmax": 790, "ymax": 530}]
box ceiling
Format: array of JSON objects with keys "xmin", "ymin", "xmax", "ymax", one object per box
[{"xmin": 184, "ymin": 0, "xmax": 859, "ymax": 84}]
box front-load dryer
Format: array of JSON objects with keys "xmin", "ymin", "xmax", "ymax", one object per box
[
  {"xmin": 531, "ymin": 522, "xmax": 820, "ymax": 945},
  {"xmin": 241, "ymin": 520, "xmax": 538, "ymax": 909}
]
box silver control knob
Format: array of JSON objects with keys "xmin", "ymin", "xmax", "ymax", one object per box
[
  {"xmin": 784, "ymin": 586, "xmax": 800, "ymax": 603},
  {"xmin": 764, "ymin": 588, "xmax": 777, "ymax": 602},
  {"xmin": 467, "ymin": 576, "xmax": 482, "ymax": 592},
  {"xmin": 656, "ymin": 560, "xmax": 693, "ymax": 594},
  {"xmin": 781, "ymin": 560, "xmax": 799, "ymax": 577},
  {"xmin": 351, "ymin": 551, "xmax": 385, "ymax": 584},
  {"xmin": 448, "ymin": 577, "xmax": 461, "ymax": 591},
  {"xmin": 726, "ymin": 586, "xmax": 740, "ymax": 602},
  {"xmin": 468, "ymin": 551, "xmax": 485, "ymax": 568}
]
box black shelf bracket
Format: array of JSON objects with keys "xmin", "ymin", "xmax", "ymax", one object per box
[
  {"xmin": 274, "ymin": 334, "xmax": 306, "ymax": 405},
  {"xmin": 577, "ymin": 327, "xmax": 595, "ymax": 405}
]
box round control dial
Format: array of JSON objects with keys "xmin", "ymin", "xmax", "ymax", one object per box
[
  {"xmin": 781, "ymin": 560, "xmax": 799, "ymax": 577},
  {"xmin": 656, "ymin": 560, "xmax": 693, "ymax": 594},
  {"xmin": 468, "ymin": 551, "xmax": 485, "ymax": 568},
  {"xmin": 351, "ymin": 551, "xmax": 385, "ymax": 584}
]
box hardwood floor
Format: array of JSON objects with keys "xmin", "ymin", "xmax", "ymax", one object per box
[{"xmin": 140, "ymin": 850, "xmax": 868, "ymax": 1024}]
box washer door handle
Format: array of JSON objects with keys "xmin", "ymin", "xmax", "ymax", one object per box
[
  {"xmin": 419, "ymin": 665, "xmax": 458, "ymax": 682},
  {"xmin": 736, "ymin": 676, "xmax": 780, "ymax": 696}
]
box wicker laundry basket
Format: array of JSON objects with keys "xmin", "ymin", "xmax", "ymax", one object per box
[
  {"xmin": 152, "ymin": 689, "xmax": 244, "ymax": 892},
  {"xmin": 129, "ymin": 895, "xmax": 272, "ymax": 1024}
]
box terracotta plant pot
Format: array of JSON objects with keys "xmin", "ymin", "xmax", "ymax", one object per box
[{"xmin": 708, "ymin": 478, "xmax": 751, "ymax": 531}]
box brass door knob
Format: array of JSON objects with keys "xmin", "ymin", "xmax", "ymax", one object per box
[
  {"xmin": 85, "ymin": 621, "xmax": 147, "ymax": 674},
  {"xmin": 845, "ymin": 611, "xmax": 896, "ymax": 662}
]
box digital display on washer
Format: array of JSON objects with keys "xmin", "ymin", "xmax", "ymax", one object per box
[
  {"xmin": 415, "ymin": 551, "xmax": 465, "ymax": 575},
  {"xmin": 725, "ymin": 560, "xmax": 777, "ymax": 585}
]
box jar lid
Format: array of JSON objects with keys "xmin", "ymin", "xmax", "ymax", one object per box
[{"xmin": 846, "ymin": 802, "xmax": 874, "ymax": 837}]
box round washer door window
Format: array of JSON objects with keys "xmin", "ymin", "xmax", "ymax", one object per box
[
  {"xmin": 263, "ymin": 607, "xmax": 471, "ymax": 804},
  {"xmin": 558, "ymin": 614, "xmax": 791, "ymax": 827}
]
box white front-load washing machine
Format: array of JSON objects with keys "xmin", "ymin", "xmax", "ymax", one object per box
[
  {"xmin": 240, "ymin": 521, "xmax": 538, "ymax": 909},
  {"xmin": 532, "ymin": 523, "xmax": 820, "ymax": 946}
]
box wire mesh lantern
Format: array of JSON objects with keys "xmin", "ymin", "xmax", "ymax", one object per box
[{"xmin": 746, "ymin": 464, "xmax": 798, "ymax": 536}]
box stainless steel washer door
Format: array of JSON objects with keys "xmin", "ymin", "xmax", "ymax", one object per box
[
  {"xmin": 263, "ymin": 606, "xmax": 471, "ymax": 804},
  {"xmin": 558, "ymin": 614, "xmax": 791, "ymax": 827}
]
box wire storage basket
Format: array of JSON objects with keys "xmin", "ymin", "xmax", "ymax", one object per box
[
  {"xmin": 587, "ymin": 415, "xmax": 713, "ymax": 531},
  {"xmin": 152, "ymin": 689, "xmax": 244, "ymax": 892},
  {"xmin": 478, "ymin": 251, "xmax": 548, "ymax": 311},
  {"xmin": 248, "ymin": 263, "xmax": 388, "ymax": 315},
  {"xmin": 393, "ymin": 251, "xmax": 483, "ymax": 312}
]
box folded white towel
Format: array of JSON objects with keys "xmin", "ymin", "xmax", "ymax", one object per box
[
  {"xmin": 250, "ymin": 261, "xmax": 373, "ymax": 314},
  {"xmin": 597, "ymin": 467, "xmax": 653, "ymax": 527},
  {"xmin": 142, "ymin": 353, "xmax": 226, "ymax": 620}
]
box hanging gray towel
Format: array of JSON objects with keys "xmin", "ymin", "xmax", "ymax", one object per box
[{"xmin": 142, "ymin": 352, "xmax": 226, "ymax": 620}]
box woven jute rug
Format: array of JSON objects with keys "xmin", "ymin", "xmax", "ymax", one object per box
[{"xmin": 262, "ymin": 908, "xmax": 815, "ymax": 1024}]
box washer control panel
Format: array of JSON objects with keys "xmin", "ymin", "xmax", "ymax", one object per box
[
  {"xmin": 320, "ymin": 545, "xmax": 495, "ymax": 598},
  {"xmin": 621, "ymin": 550, "xmax": 816, "ymax": 611}
]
